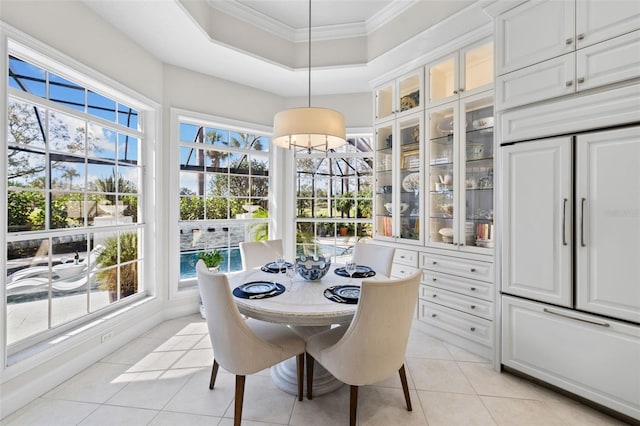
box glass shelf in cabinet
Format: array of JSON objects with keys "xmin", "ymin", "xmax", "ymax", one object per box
[{"xmin": 430, "ymin": 134, "xmax": 454, "ymax": 144}]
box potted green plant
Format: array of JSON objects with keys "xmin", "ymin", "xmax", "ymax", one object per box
[
  {"xmin": 197, "ymin": 249, "xmax": 224, "ymax": 319},
  {"xmin": 96, "ymin": 232, "xmax": 138, "ymax": 302}
]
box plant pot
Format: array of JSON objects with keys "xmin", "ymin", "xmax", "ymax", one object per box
[{"xmin": 339, "ymin": 226, "xmax": 349, "ymax": 236}]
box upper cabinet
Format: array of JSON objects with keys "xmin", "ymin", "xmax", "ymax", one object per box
[
  {"xmin": 374, "ymin": 69, "xmax": 423, "ymax": 122},
  {"xmin": 373, "ymin": 112, "xmax": 423, "ymax": 245},
  {"xmin": 495, "ymin": 0, "xmax": 640, "ymax": 110},
  {"xmin": 427, "ymin": 39, "xmax": 494, "ymax": 107}
]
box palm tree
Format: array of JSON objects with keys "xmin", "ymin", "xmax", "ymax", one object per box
[{"xmin": 61, "ymin": 167, "xmax": 80, "ymax": 189}]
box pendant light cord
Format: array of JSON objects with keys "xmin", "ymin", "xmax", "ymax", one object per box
[{"xmin": 308, "ymin": 0, "xmax": 311, "ymax": 108}]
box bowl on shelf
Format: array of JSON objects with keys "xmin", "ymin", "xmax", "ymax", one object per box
[
  {"xmin": 384, "ymin": 202, "xmax": 409, "ymax": 214},
  {"xmin": 295, "ymin": 256, "xmax": 331, "ymax": 281},
  {"xmin": 439, "ymin": 203, "xmax": 454, "ymax": 216},
  {"xmin": 438, "ymin": 227, "xmax": 454, "ymax": 244}
]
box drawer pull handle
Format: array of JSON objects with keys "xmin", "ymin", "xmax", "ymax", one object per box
[
  {"xmin": 432, "ymin": 294, "xmax": 437, "ymax": 298},
  {"xmin": 566, "ymin": 80, "xmax": 573, "ymax": 87},
  {"xmin": 470, "ymin": 287, "xmax": 476, "ymax": 291},
  {"xmin": 577, "ymin": 33, "xmax": 585, "ymax": 40},
  {"xmin": 432, "ymin": 261, "xmax": 437, "ymax": 265},
  {"xmin": 577, "ymin": 77, "xmax": 585, "ymax": 84},
  {"xmin": 470, "ymin": 327, "xmax": 476, "ymax": 332},
  {"xmin": 565, "ymin": 37, "xmax": 573, "ymax": 45},
  {"xmin": 431, "ymin": 314, "xmax": 437, "ymax": 318},
  {"xmin": 400, "ymin": 255, "xmax": 405, "ymax": 259},
  {"xmin": 470, "ymin": 268, "xmax": 476, "ymax": 272},
  {"xmin": 470, "ymin": 305, "xmax": 476, "ymax": 309},
  {"xmin": 543, "ymin": 308, "xmax": 610, "ymax": 327},
  {"xmin": 432, "ymin": 278, "xmax": 437, "ymax": 282}
]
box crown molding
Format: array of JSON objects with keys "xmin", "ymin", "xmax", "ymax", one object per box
[{"xmin": 366, "ymin": 0, "xmax": 420, "ymax": 33}]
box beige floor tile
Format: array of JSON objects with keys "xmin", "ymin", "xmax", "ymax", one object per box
[
  {"xmin": 105, "ymin": 368, "xmax": 196, "ymax": 410},
  {"xmin": 2, "ymin": 398, "xmax": 98, "ymax": 426},
  {"xmin": 142, "ymin": 317, "xmax": 198, "ymax": 339},
  {"xmin": 357, "ymin": 388, "xmax": 427, "ymax": 426},
  {"xmin": 289, "ymin": 384, "xmax": 351, "ymax": 426},
  {"xmin": 155, "ymin": 334, "xmax": 205, "ymax": 352},
  {"xmin": 406, "ymin": 329, "xmax": 454, "ymax": 360},
  {"xmin": 78, "ymin": 404, "xmax": 158, "ymax": 425},
  {"xmin": 443, "ymin": 343, "xmax": 490, "ymax": 363},
  {"xmin": 418, "ymin": 390, "xmax": 497, "ymax": 426},
  {"xmin": 43, "ymin": 362, "xmax": 130, "ymax": 404},
  {"xmin": 173, "ymin": 348, "xmax": 214, "ymax": 369},
  {"xmin": 545, "ymin": 399, "xmax": 629, "ymax": 426},
  {"xmin": 369, "ymin": 366, "xmax": 415, "ymax": 390},
  {"xmin": 481, "ymin": 396, "xmax": 566, "ymax": 426},
  {"xmin": 163, "ymin": 368, "xmax": 235, "ymax": 417},
  {"xmin": 223, "ymin": 374, "xmax": 296, "ymax": 425},
  {"xmin": 149, "ymin": 411, "xmax": 221, "ymax": 425},
  {"xmin": 125, "ymin": 349, "xmax": 186, "ymax": 373},
  {"xmin": 218, "ymin": 418, "xmax": 286, "ymax": 426},
  {"xmin": 458, "ymin": 363, "xmax": 543, "ymax": 400},
  {"xmin": 407, "ymin": 358, "xmax": 476, "ymax": 394},
  {"xmin": 194, "ymin": 334, "xmax": 212, "ymax": 349},
  {"xmin": 100, "ymin": 336, "xmax": 165, "ymax": 365}
]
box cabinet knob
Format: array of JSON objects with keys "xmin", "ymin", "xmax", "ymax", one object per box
[
  {"xmin": 432, "ymin": 294, "xmax": 437, "ymax": 298},
  {"xmin": 566, "ymin": 80, "xmax": 573, "ymax": 87},
  {"xmin": 577, "ymin": 77, "xmax": 585, "ymax": 84},
  {"xmin": 470, "ymin": 268, "xmax": 476, "ymax": 272},
  {"xmin": 459, "ymin": 88, "xmax": 465, "ymax": 92},
  {"xmin": 565, "ymin": 37, "xmax": 573, "ymax": 45},
  {"xmin": 431, "ymin": 314, "xmax": 437, "ymax": 318},
  {"xmin": 453, "ymin": 90, "xmax": 458, "ymax": 95},
  {"xmin": 470, "ymin": 327, "xmax": 476, "ymax": 332},
  {"xmin": 400, "ymin": 255, "xmax": 405, "ymax": 259},
  {"xmin": 470, "ymin": 305, "xmax": 476, "ymax": 309},
  {"xmin": 460, "ymin": 243, "xmax": 464, "ymax": 246},
  {"xmin": 577, "ymin": 33, "xmax": 585, "ymax": 40},
  {"xmin": 432, "ymin": 277, "xmax": 437, "ymax": 282},
  {"xmin": 470, "ymin": 287, "xmax": 476, "ymax": 291},
  {"xmin": 432, "ymin": 261, "xmax": 437, "ymax": 265}
]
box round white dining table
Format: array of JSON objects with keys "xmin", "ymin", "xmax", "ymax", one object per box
[{"xmin": 227, "ymin": 263, "xmax": 388, "ymax": 396}]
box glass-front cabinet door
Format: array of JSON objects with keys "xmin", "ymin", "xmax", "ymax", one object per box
[
  {"xmin": 461, "ymin": 40, "xmax": 494, "ymax": 98},
  {"xmin": 374, "ymin": 123, "xmax": 395, "ymax": 239},
  {"xmin": 428, "ymin": 103, "xmax": 458, "ymax": 247},
  {"xmin": 374, "ymin": 113, "xmax": 423, "ymax": 243},
  {"xmin": 428, "ymin": 54, "xmax": 458, "ymax": 106},
  {"xmin": 460, "ymin": 94, "xmax": 494, "ymax": 251},
  {"xmin": 427, "ymin": 93, "xmax": 494, "ymax": 252},
  {"xmin": 375, "ymin": 70, "xmax": 423, "ymax": 122}
]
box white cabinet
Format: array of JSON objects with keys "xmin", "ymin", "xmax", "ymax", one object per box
[
  {"xmin": 426, "ymin": 38, "xmax": 493, "ymax": 107},
  {"xmin": 427, "ymin": 93, "xmax": 495, "ymax": 253},
  {"xmin": 575, "ymin": 127, "xmax": 640, "ymax": 324},
  {"xmin": 374, "ymin": 69, "xmax": 423, "ymax": 122},
  {"xmin": 419, "ymin": 252, "xmax": 495, "ymax": 359},
  {"xmin": 374, "ymin": 113, "xmax": 424, "ymax": 244},
  {"xmin": 501, "ymin": 137, "xmax": 573, "ymax": 306},
  {"xmin": 495, "ymin": 0, "xmax": 640, "ymax": 110},
  {"xmin": 502, "ymin": 296, "xmax": 640, "ymax": 420}
]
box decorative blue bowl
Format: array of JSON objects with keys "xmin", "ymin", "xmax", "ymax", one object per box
[{"xmin": 295, "ymin": 256, "xmax": 331, "ymax": 281}]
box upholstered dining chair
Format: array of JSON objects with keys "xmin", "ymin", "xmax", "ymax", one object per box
[
  {"xmin": 239, "ymin": 239, "xmax": 284, "ymax": 270},
  {"xmin": 351, "ymin": 241, "xmax": 395, "ymax": 277},
  {"xmin": 305, "ymin": 270, "xmax": 422, "ymax": 426},
  {"xmin": 196, "ymin": 260, "xmax": 305, "ymax": 426}
]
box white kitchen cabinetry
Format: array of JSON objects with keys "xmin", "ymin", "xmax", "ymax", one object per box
[
  {"xmin": 426, "ymin": 38, "xmax": 493, "ymax": 107},
  {"xmin": 390, "ymin": 248, "xmax": 419, "ymax": 279},
  {"xmin": 374, "ymin": 69, "xmax": 423, "ymax": 122},
  {"xmin": 419, "ymin": 252, "xmax": 495, "ymax": 359},
  {"xmin": 502, "ymin": 296, "xmax": 640, "ymax": 420},
  {"xmin": 575, "ymin": 128, "xmax": 640, "ymax": 324},
  {"xmin": 374, "ymin": 112, "xmax": 423, "ymax": 244},
  {"xmin": 495, "ymin": 0, "xmax": 640, "ymax": 110},
  {"xmin": 427, "ymin": 93, "xmax": 495, "ymax": 253},
  {"xmin": 501, "ymin": 137, "xmax": 573, "ymax": 306}
]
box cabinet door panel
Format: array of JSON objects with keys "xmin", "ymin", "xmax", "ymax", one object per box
[
  {"xmin": 496, "ymin": 54, "xmax": 575, "ymax": 111},
  {"xmin": 576, "ymin": 127, "xmax": 640, "ymax": 323},
  {"xmin": 576, "ymin": 0, "xmax": 640, "ymax": 49},
  {"xmin": 502, "ymin": 296, "xmax": 640, "ymax": 419},
  {"xmin": 496, "ymin": 0, "xmax": 574, "ymax": 75},
  {"xmin": 501, "ymin": 138, "xmax": 573, "ymax": 306},
  {"xmin": 577, "ymin": 30, "xmax": 640, "ymax": 93}
]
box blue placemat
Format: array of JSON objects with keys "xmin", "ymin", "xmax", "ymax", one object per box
[
  {"xmin": 324, "ymin": 285, "xmax": 360, "ymax": 304},
  {"xmin": 334, "ymin": 266, "xmax": 376, "ymax": 278},
  {"xmin": 233, "ymin": 282, "xmax": 285, "ymax": 299}
]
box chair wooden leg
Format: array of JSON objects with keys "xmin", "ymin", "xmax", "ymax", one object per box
[
  {"xmin": 399, "ymin": 364, "xmax": 412, "ymax": 411},
  {"xmin": 234, "ymin": 375, "xmax": 246, "ymax": 426},
  {"xmin": 305, "ymin": 352, "xmax": 315, "ymax": 400},
  {"xmin": 209, "ymin": 359, "xmax": 219, "ymax": 390},
  {"xmin": 296, "ymin": 353, "xmax": 305, "ymax": 401},
  {"xmin": 349, "ymin": 385, "xmax": 358, "ymax": 426}
]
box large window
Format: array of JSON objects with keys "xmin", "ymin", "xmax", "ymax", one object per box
[
  {"xmin": 5, "ymin": 50, "xmax": 147, "ymax": 350},
  {"xmin": 295, "ymin": 137, "xmax": 373, "ymax": 261},
  {"xmin": 176, "ymin": 116, "xmax": 270, "ymax": 288}
]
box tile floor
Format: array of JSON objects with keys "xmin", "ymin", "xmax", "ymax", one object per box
[{"xmin": 1, "ymin": 314, "xmax": 628, "ymax": 426}]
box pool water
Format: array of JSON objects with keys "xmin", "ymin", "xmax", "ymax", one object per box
[{"xmin": 180, "ymin": 248, "xmax": 242, "ymax": 279}]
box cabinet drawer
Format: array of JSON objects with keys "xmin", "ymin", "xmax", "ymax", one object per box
[
  {"xmin": 391, "ymin": 263, "xmax": 418, "ymax": 279},
  {"xmin": 421, "ymin": 253, "xmax": 494, "ymax": 282},
  {"xmin": 423, "ymin": 270, "xmax": 494, "ymax": 301},
  {"xmin": 421, "ymin": 285, "xmax": 494, "ymax": 320},
  {"xmin": 419, "ymin": 301, "xmax": 493, "ymax": 347},
  {"xmin": 502, "ymin": 296, "xmax": 640, "ymax": 419},
  {"xmin": 394, "ymin": 249, "xmax": 418, "ymax": 267}
]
